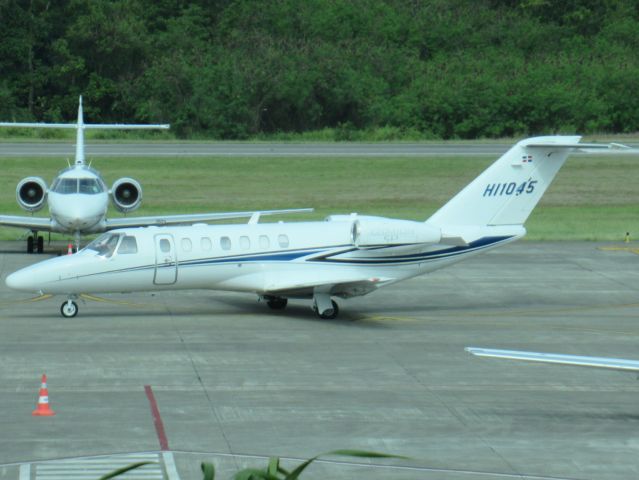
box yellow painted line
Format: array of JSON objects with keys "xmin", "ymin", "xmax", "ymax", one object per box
[
  {"xmin": 79, "ymin": 293, "xmax": 162, "ymax": 309},
  {"xmin": 598, "ymin": 245, "xmax": 639, "ymax": 255},
  {"xmin": 0, "ymin": 294, "xmax": 52, "ymax": 306}
]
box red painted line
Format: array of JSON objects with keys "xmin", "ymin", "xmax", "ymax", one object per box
[{"xmin": 144, "ymin": 385, "xmax": 169, "ymax": 451}]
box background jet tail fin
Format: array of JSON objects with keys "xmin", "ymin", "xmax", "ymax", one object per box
[
  {"xmin": 0, "ymin": 96, "xmax": 169, "ymax": 166},
  {"xmin": 425, "ymin": 136, "xmax": 623, "ymax": 228}
]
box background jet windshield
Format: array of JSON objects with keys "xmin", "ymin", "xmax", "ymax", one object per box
[
  {"xmin": 52, "ymin": 178, "xmax": 78, "ymax": 194},
  {"xmin": 79, "ymin": 178, "xmax": 104, "ymax": 194}
]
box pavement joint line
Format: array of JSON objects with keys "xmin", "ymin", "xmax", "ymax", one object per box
[{"xmin": 170, "ymin": 310, "xmax": 238, "ymax": 469}]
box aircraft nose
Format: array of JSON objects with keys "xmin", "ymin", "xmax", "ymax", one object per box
[{"xmin": 6, "ymin": 269, "xmax": 34, "ymax": 291}]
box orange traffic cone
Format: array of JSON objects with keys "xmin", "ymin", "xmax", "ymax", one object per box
[
  {"xmin": 32, "ymin": 374, "xmax": 56, "ymax": 416},
  {"xmin": 67, "ymin": 243, "xmax": 73, "ymax": 255}
]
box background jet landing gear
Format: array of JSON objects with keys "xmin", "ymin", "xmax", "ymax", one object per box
[
  {"xmin": 27, "ymin": 232, "xmax": 44, "ymax": 253},
  {"xmin": 60, "ymin": 299, "xmax": 78, "ymax": 318},
  {"xmin": 312, "ymin": 293, "xmax": 339, "ymax": 319},
  {"xmin": 263, "ymin": 295, "xmax": 288, "ymax": 310}
]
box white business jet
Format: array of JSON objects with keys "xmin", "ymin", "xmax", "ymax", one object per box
[
  {"xmin": 466, "ymin": 347, "xmax": 639, "ymax": 373},
  {"xmin": 0, "ymin": 97, "xmax": 309, "ymax": 253},
  {"xmin": 6, "ymin": 136, "xmax": 633, "ymax": 318}
]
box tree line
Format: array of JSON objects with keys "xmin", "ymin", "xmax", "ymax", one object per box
[{"xmin": 1, "ymin": 0, "xmax": 638, "ymax": 139}]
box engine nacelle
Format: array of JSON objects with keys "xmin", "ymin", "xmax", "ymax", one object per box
[
  {"xmin": 110, "ymin": 178, "xmax": 142, "ymax": 213},
  {"xmin": 351, "ymin": 217, "xmax": 442, "ymax": 246},
  {"xmin": 16, "ymin": 177, "xmax": 47, "ymax": 212}
]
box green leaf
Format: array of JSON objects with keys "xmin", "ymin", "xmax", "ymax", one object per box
[
  {"xmin": 267, "ymin": 457, "xmax": 279, "ymax": 476},
  {"xmin": 98, "ymin": 462, "xmax": 153, "ymax": 480},
  {"xmin": 326, "ymin": 449, "xmax": 409, "ymax": 460},
  {"xmin": 201, "ymin": 461, "xmax": 216, "ymax": 480}
]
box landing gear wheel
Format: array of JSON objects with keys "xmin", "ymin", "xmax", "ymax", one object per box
[
  {"xmin": 27, "ymin": 236, "xmax": 34, "ymax": 254},
  {"xmin": 60, "ymin": 300, "xmax": 78, "ymax": 318},
  {"xmin": 37, "ymin": 236, "xmax": 44, "ymax": 253},
  {"xmin": 318, "ymin": 300, "xmax": 339, "ymax": 319},
  {"xmin": 266, "ymin": 297, "xmax": 288, "ymax": 310}
]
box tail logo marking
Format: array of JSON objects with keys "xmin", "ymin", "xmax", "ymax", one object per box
[
  {"xmin": 483, "ymin": 180, "xmax": 537, "ymax": 197},
  {"xmin": 521, "ymin": 155, "xmax": 533, "ymax": 163}
]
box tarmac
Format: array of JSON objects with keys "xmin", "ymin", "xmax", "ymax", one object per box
[{"xmin": 0, "ymin": 240, "xmax": 638, "ymax": 480}]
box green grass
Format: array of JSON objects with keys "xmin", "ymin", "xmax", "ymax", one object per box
[{"xmin": 0, "ymin": 154, "xmax": 636, "ymax": 241}]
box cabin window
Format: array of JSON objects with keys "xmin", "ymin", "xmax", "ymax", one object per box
[
  {"xmin": 159, "ymin": 238, "xmax": 171, "ymax": 253},
  {"xmin": 278, "ymin": 234, "xmax": 289, "ymax": 248},
  {"xmin": 201, "ymin": 237, "xmax": 212, "ymax": 251},
  {"xmin": 117, "ymin": 235, "xmax": 138, "ymax": 254},
  {"xmin": 259, "ymin": 235, "xmax": 270, "ymax": 250},
  {"xmin": 239, "ymin": 236, "xmax": 250, "ymax": 250},
  {"xmin": 181, "ymin": 238, "xmax": 192, "ymax": 252},
  {"xmin": 220, "ymin": 236, "xmax": 231, "ymax": 250}
]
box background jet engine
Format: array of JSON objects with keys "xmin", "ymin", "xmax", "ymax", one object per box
[
  {"xmin": 16, "ymin": 177, "xmax": 47, "ymax": 212},
  {"xmin": 110, "ymin": 178, "xmax": 142, "ymax": 213}
]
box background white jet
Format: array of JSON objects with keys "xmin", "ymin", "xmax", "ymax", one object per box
[
  {"xmin": 7, "ymin": 136, "xmax": 635, "ymax": 318},
  {"xmin": 0, "ymin": 97, "xmax": 310, "ymax": 253}
]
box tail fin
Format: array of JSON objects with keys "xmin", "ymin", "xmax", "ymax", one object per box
[
  {"xmin": 426, "ymin": 136, "xmax": 623, "ymax": 227},
  {"xmin": 0, "ymin": 96, "xmax": 169, "ymax": 166}
]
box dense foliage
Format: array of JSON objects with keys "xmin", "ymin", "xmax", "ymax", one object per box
[{"xmin": 1, "ymin": 0, "xmax": 638, "ymax": 139}]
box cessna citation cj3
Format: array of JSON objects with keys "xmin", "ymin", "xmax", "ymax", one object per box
[
  {"xmin": 6, "ymin": 136, "xmax": 634, "ymax": 318},
  {"xmin": 0, "ymin": 97, "xmax": 309, "ymax": 253}
]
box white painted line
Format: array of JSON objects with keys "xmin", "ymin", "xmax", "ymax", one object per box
[
  {"xmin": 163, "ymin": 452, "xmax": 181, "ymax": 480},
  {"xmin": 35, "ymin": 453, "xmax": 164, "ymax": 480},
  {"xmin": 19, "ymin": 464, "xmax": 31, "ymax": 480}
]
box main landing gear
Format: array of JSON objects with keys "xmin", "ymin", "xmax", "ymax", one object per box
[
  {"xmin": 27, "ymin": 232, "xmax": 44, "ymax": 254},
  {"xmin": 261, "ymin": 293, "xmax": 340, "ymax": 319},
  {"xmin": 60, "ymin": 298, "xmax": 78, "ymax": 318},
  {"xmin": 313, "ymin": 293, "xmax": 339, "ymax": 319},
  {"xmin": 265, "ymin": 296, "xmax": 288, "ymax": 310}
]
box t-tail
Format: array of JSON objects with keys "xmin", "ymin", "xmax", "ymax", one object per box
[
  {"xmin": 0, "ymin": 96, "xmax": 169, "ymax": 165},
  {"xmin": 425, "ymin": 136, "xmax": 632, "ymax": 244}
]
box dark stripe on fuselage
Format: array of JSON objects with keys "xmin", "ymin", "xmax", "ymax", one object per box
[{"xmin": 311, "ymin": 236, "xmax": 512, "ymax": 265}]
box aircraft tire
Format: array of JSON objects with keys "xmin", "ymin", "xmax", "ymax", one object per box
[
  {"xmin": 37, "ymin": 236, "xmax": 44, "ymax": 253},
  {"xmin": 318, "ymin": 300, "xmax": 339, "ymax": 320},
  {"xmin": 27, "ymin": 236, "xmax": 34, "ymax": 254},
  {"xmin": 60, "ymin": 300, "xmax": 78, "ymax": 318},
  {"xmin": 267, "ymin": 297, "xmax": 288, "ymax": 310}
]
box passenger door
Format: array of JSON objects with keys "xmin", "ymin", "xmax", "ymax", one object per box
[{"xmin": 154, "ymin": 234, "xmax": 177, "ymax": 284}]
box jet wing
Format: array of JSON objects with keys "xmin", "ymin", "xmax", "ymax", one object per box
[
  {"xmin": 466, "ymin": 347, "xmax": 639, "ymax": 372},
  {"xmin": 0, "ymin": 215, "xmax": 54, "ymax": 231},
  {"xmin": 103, "ymin": 208, "xmax": 314, "ymax": 229},
  {"xmin": 263, "ymin": 272, "xmax": 392, "ymax": 299}
]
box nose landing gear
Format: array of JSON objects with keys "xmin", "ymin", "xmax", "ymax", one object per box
[{"xmin": 60, "ymin": 299, "xmax": 78, "ymax": 318}]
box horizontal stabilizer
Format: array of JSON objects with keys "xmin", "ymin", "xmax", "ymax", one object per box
[
  {"xmin": 466, "ymin": 347, "xmax": 639, "ymax": 372},
  {"xmin": 0, "ymin": 122, "xmax": 170, "ymax": 129}
]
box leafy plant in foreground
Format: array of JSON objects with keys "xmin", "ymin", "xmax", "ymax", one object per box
[{"xmin": 202, "ymin": 449, "xmax": 408, "ymax": 480}]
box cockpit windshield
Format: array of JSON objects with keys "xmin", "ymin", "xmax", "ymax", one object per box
[
  {"xmin": 51, "ymin": 177, "xmax": 104, "ymax": 195},
  {"xmin": 84, "ymin": 233, "xmax": 121, "ymax": 258}
]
